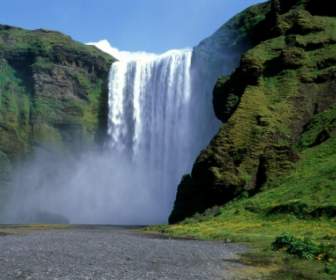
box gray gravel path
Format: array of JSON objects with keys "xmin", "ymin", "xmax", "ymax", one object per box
[{"xmin": 0, "ymin": 226, "xmax": 246, "ymax": 280}]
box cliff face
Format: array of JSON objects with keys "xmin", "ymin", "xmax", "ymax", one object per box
[
  {"xmin": 192, "ymin": 1, "xmax": 271, "ymax": 79},
  {"xmin": 0, "ymin": 25, "xmax": 114, "ymax": 188},
  {"xmin": 170, "ymin": 0, "xmax": 336, "ymax": 223}
]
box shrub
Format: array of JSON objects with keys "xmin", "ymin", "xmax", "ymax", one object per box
[
  {"xmin": 325, "ymin": 263, "xmax": 336, "ymax": 275},
  {"xmin": 272, "ymin": 233, "xmax": 336, "ymax": 262}
]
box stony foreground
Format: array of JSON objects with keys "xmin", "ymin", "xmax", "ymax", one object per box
[{"xmin": 0, "ymin": 226, "xmax": 247, "ymax": 280}]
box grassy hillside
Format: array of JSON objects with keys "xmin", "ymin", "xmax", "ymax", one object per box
[
  {"xmin": 0, "ymin": 25, "xmax": 114, "ymax": 203},
  {"xmin": 170, "ymin": 0, "xmax": 336, "ymax": 221},
  {"xmin": 156, "ymin": 0, "xmax": 336, "ymax": 278},
  {"xmin": 155, "ymin": 134, "xmax": 336, "ymax": 237},
  {"xmin": 151, "ymin": 136, "xmax": 336, "ymax": 278},
  {"xmin": 0, "ymin": 24, "xmax": 114, "ymax": 192}
]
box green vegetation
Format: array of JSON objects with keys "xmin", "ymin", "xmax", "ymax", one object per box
[
  {"xmin": 0, "ymin": 60, "xmax": 30, "ymax": 159},
  {"xmin": 0, "ymin": 26, "xmax": 111, "ymax": 64},
  {"xmin": 160, "ymin": 1, "xmax": 336, "ymax": 278},
  {"xmin": 153, "ymin": 135, "xmax": 336, "ymax": 236},
  {"xmin": 0, "ymin": 24, "xmax": 113, "ymax": 163},
  {"xmin": 222, "ymin": 1, "xmax": 271, "ymax": 51},
  {"xmin": 272, "ymin": 233, "xmax": 335, "ymax": 262},
  {"xmin": 149, "ymin": 136, "xmax": 336, "ymax": 278},
  {"xmin": 170, "ymin": 0, "xmax": 336, "ymax": 223},
  {"xmin": 0, "ymin": 24, "xmax": 113, "ymax": 206}
]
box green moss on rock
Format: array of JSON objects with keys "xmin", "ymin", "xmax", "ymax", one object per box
[
  {"xmin": 0, "ymin": 24, "xmax": 114, "ymax": 186},
  {"xmin": 298, "ymin": 106, "xmax": 336, "ymax": 149},
  {"xmin": 170, "ymin": 0, "xmax": 336, "ymax": 223}
]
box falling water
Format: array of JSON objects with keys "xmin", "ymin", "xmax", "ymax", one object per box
[
  {"xmin": 2, "ymin": 32, "xmax": 239, "ymax": 224},
  {"xmin": 91, "ymin": 40, "xmax": 222, "ymax": 223},
  {"xmin": 105, "ymin": 48, "xmax": 205, "ymax": 220}
]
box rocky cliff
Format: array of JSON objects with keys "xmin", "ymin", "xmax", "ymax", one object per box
[
  {"xmin": 0, "ymin": 25, "xmax": 114, "ymax": 190},
  {"xmin": 170, "ymin": 0, "xmax": 336, "ymax": 223}
]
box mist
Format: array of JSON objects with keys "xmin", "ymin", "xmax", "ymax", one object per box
[
  {"xmin": 1, "ymin": 30, "xmax": 241, "ymax": 225},
  {"xmin": 1, "ymin": 147, "xmax": 169, "ymax": 225}
]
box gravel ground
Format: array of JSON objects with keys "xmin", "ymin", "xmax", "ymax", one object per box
[{"xmin": 0, "ymin": 226, "xmax": 247, "ymax": 280}]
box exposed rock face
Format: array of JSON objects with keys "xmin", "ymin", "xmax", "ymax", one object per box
[
  {"xmin": 170, "ymin": 0, "xmax": 336, "ymax": 223},
  {"xmin": 0, "ymin": 25, "xmax": 114, "ymax": 188}
]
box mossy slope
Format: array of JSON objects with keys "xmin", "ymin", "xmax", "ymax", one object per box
[
  {"xmin": 153, "ymin": 131, "xmax": 336, "ymax": 279},
  {"xmin": 0, "ymin": 25, "xmax": 114, "ymax": 188},
  {"xmin": 170, "ymin": 0, "xmax": 336, "ymax": 224},
  {"xmin": 164, "ymin": 135, "xmax": 336, "ymax": 238}
]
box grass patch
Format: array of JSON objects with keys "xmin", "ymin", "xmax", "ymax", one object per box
[{"xmin": 148, "ymin": 138, "xmax": 336, "ymax": 279}]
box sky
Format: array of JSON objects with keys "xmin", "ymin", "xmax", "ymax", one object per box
[{"xmin": 0, "ymin": 0, "xmax": 264, "ymax": 53}]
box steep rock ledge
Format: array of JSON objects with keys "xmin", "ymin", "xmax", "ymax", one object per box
[
  {"xmin": 0, "ymin": 25, "xmax": 114, "ymax": 187},
  {"xmin": 170, "ymin": 0, "xmax": 336, "ymax": 223}
]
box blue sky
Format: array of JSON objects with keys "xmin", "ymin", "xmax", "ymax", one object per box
[{"xmin": 1, "ymin": 0, "xmax": 264, "ymax": 53}]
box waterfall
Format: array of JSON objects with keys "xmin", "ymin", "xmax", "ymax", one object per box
[
  {"xmin": 102, "ymin": 45, "xmax": 219, "ymax": 222},
  {"xmin": 108, "ymin": 50, "xmax": 193, "ymax": 157},
  {"xmin": 2, "ymin": 35, "xmax": 237, "ymax": 224}
]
